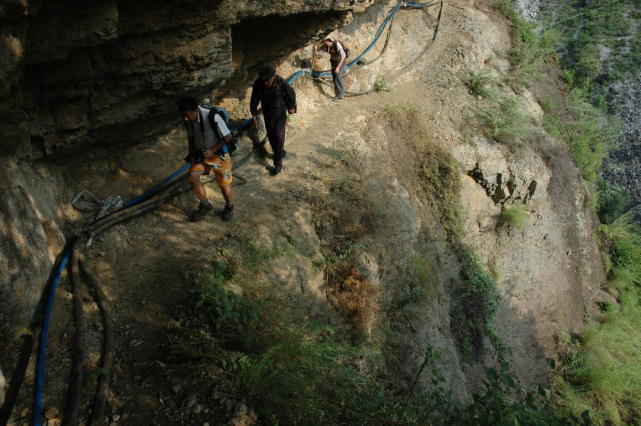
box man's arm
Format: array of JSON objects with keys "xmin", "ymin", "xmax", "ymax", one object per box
[
  {"xmin": 250, "ymin": 80, "xmax": 261, "ymax": 118},
  {"xmin": 335, "ymin": 42, "xmax": 346, "ymax": 72},
  {"xmin": 204, "ymin": 114, "xmax": 233, "ymax": 157},
  {"xmin": 184, "ymin": 122, "xmax": 198, "ymax": 162},
  {"xmin": 206, "ymin": 133, "xmax": 233, "ymax": 157},
  {"xmin": 282, "ymin": 79, "xmax": 297, "ymax": 114}
]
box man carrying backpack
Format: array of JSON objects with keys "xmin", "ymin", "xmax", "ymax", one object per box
[
  {"xmin": 250, "ymin": 66, "xmax": 297, "ymax": 176},
  {"xmin": 317, "ymin": 36, "xmax": 349, "ymax": 100},
  {"xmin": 178, "ymin": 97, "xmax": 235, "ymax": 222}
]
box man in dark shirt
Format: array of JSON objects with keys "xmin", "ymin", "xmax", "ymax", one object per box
[{"xmin": 250, "ymin": 66, "xmax": 297, "ymax": 175}]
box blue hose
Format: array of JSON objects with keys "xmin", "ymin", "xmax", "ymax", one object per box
[
  {"xmin": 310, "ymin": 0, "xmax": 440, "ymax": 78},
  {"xmin": 124, "ymin": 163, "xmax": 190, "ymax": 208},
  {"xmin": 32, "ymin": 243, "xmax": 74, "ymax": 426},
  {"xmin": 310, "ymin": 2, "xmax": 401, "ymax": 78}
]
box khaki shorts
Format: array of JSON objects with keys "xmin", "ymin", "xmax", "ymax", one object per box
[{"xmin": 189, "ymin": 154, "xmax": 233, "ymax": 187}]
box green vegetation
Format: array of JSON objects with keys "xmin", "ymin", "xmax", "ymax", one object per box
[
  {"xmin": 499, "ymin": 205, "xmax": 529, "ymax": 229},
  {"xmin": 477, "ymin": 98, "xmax": 535, "ymax": 146},
  {"xmin": 450, "ymin": 247, "xmax": 505, "ymax": 360},
  {"xmin": 462, "ymin": 362, "xmax": 577, "ymax": 426},
  {"xmin": 540, "ymin": 0, "xmax": 641, "ymax": 92},
  {"xmin": 596, "ymin": 180, "xmax": 632, "ymax": 225},
  {"xmin": 498, "ymin": 0, "xmax": 561, "ymax": 89},
  {"xmin": 169, "ymin": 267, "xmax": 567, "ymax": 424},
  {"xmin": 374, "ymin": 75, "xmax": 391, "ymax": 92},
  {"xmin": 542, "ymin": 89, "xmax": 619, "ymax": 181},
  {"xmin": 465, "ymin": 70, "xmax": 498, "ymax": 97},
  {"xmin": 495, "ymin": 0, "xmax": 621, "ymax": 181},
  {"xmin": 557, "ymin": 210, "xmax": 641, "ymax": 424}
]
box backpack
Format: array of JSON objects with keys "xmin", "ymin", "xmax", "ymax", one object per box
[{"xmin": 201, "ymin": 106, "xmax": 238, "ymax": 154}]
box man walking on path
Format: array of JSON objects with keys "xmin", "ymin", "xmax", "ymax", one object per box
[
  {"xmin": 317, "ymin": 36, "xmax": 348, "ymax": 100},
  {"xmin": 250, "ymin": 66, "xmax": 297, "ymax": 176},
  {"xmin": 178, "ymin": 97, "xmax": 235, "ymax": 222}
]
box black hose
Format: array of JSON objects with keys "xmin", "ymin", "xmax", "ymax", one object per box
[
  {"xmin": 388, "ymin": 1, "xmax": 445, "ymax": 80},
  {"xmin": 90, "ymin": 181, "xmax": 190, "ymax": 238},
  {"xmin": 79, "ymin": 260, "xmax": 114, "ymax": 426},
  {"xmin": 357, "ymin": 11, "xmax": 397, "ymax": 66},
  {"xmin": 62, "ymin": 250, "xmax": 85, "ymax": 426},
  {"xmin": 88, "ymin": 175, "xmax": 188, "ymax": 233}
]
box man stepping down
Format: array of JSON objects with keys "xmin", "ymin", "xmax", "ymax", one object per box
[
  {"xmin": 178, "ymin": 97, "xmax": 235, "ymax": 222},
  {"xmin": 317, "ymin": 36, "xmax": 349, "ymax": 100},
  {"xmin": 250, "ymin": 66, "xmax": 297, "ymax": 176}
]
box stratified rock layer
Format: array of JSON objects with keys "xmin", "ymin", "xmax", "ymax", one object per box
[{"xmin": 0, "ymin": 0, "xmax": 375, "ymax": 159}]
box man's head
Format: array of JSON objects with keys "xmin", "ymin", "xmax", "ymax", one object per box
[
  {"xmin": 323, "ymin": 36, "xmax": 334, "ymax": 48},
  {"xmin": 258, "ymin": 66, "xmax": 276, "ymax": 88},
  {"xmin": 177, "ymin": 97, "xmax": 198, "ymax": 122}
]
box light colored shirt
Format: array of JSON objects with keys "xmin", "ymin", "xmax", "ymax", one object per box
[
  {"xmin": 330, "ymin": 42, "xmax": 346, "ymax": 62},
  {"xmin": 188, "ymin": 106, "xmax": 231, "ymax": 152}
]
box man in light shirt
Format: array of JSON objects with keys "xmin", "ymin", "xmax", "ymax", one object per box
[
  {"xmin": 318, "ymin": 36, "xmax": 348, "ymax": 100},
  {"xmin": 178, "ymin": 97, "xmax": 235, "ymax": 222}
]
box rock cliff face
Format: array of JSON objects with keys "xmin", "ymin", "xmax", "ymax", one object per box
[{"xmin": 0, "ymin": 0, "xmax": 374, "ymax": 159}]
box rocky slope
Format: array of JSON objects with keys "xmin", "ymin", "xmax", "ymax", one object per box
[{"xmin": 0, "ymin": 0, "xmax": 608, "ymax": 421}]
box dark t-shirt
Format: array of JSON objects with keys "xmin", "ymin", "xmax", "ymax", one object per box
[{"xmin": 250, "ymin": 75, "xmax": 296, "ymax": 120}]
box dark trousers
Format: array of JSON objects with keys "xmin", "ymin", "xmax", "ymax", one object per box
[
  {"xmin": 331, "ymin": 59, "xmax": 345, "ymax": 98},
  {"xmin": 265, "ymin": 113, "xmax": 287, "ymax": 169}
]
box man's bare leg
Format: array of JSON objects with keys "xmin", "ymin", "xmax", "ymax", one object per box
[
  {"xmin": 220, "ymin": 184, "xmax": 232, "ymax": 207},
  {"xmin": 188, "ymin": 170, "xmax": 207, "ymax": 202}
]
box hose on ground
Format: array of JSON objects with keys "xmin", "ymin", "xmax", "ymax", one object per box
[
  {"xmin": 90, "ymin": 178, "xmax": 190, "ymax": 239},
  {"xmin": 88, "ymin": 175, "xmax": 189, "ymax": 236},
  {"xmin": 61, "ymin": 250, "xmax": 85, "ymax": 426},
  {"xmin": 32, "ymin": 237, "xmax": 77, "ymax": 426},
  {"xmin": 78, "ymin": 259, "xmax": 115, "ymax": 426}
]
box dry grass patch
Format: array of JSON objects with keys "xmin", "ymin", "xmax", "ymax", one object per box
[{"xmin": 327, "ymin": 266, "xmax": 380, "ymax": 336}]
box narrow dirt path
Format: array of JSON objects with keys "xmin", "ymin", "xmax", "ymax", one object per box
[{"xmin": 6, "ymin": 1, "xmax": 510, "ymax": 424}]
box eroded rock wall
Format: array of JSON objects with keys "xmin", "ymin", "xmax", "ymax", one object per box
[{"xmin": 0, "ymin": 0, "xmax": 376, "ymax": 159}]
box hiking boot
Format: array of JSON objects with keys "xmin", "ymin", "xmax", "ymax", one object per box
[
  {"xmin": 222, "ymin": 204, "xmax": 234, "ymax": 222},
  {"xmin": 269, "ymin": 166, "xmax": 282, "ymax": 176},
  {"xmin": 190, "ymin": 203, "xmax": 213, "ymax": 222}
]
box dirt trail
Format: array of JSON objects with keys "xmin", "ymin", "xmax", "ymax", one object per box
[{"xmin": 5, "ymin": 1, "xmax": 524, "ymax": 424}]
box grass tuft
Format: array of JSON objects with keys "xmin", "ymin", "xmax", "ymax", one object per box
[
  {"xmin": 498, "ymin": 205, "xmax": 529, "ymax": 229},
  {"xmin": 465, "ymin": 70, "xmax": 498, "ymax": 98},
  {"xmin": 477, "ymin": 98, "xmax": 535, "ymax": 146}
]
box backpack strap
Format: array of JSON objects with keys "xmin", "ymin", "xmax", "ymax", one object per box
[{"xmin": 206, "ymin": 107, "xmax": 224, "ymax": 141}]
